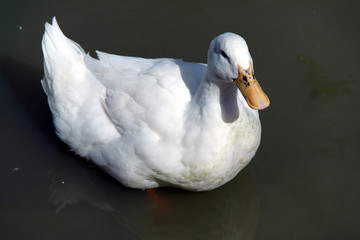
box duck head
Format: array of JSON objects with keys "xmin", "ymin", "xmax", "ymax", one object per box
[{"xmin": 207, "ymin": 33, "xmax": 270, "ymax": 110}]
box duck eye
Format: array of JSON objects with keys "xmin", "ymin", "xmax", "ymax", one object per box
[{"xmin": 220, "ymin": 50, "xmax": 229, "ymax": 59}]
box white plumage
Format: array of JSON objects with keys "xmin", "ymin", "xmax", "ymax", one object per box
[{"xmin": 41, "ymin": 17, "xmax": 268, "ymax": 191}]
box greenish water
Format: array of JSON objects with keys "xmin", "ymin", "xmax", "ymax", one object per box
[{"xmin": 1, "ymin": 0, "xmax": 359, "ymax": 239}]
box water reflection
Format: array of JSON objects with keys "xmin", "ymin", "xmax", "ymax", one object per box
[
  {"xmin": 49, "ymin": 146, "xmax": 259, "ymax": 240},
  {"xmin": 297, "ymin": 55, "xmax": 353, "ymax": 102}
]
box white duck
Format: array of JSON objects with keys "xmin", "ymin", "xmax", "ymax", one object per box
[{"xmin": 41, "ymin": 17, "xmax": 269, "ymax": 191}]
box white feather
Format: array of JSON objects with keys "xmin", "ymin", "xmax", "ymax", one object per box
[{"xmin": 41, "ymin": 17, "xmax": 263, "ymax": 191}]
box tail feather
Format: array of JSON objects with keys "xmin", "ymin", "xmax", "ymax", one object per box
[
  {"xmin": 42, "ymin": 17, "xmax": 85, "ymax": 60},
  {"xmin": 41, "ymin": 17, "xmax": 90, "ymax": 114},
  {"xmin": 41, "ymin": 17, "xmax": 116, "ymax": 157}
]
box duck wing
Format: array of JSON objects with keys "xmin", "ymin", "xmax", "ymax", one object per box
[{"xmin": 85, "ymin": 52, "xmax": 206, "ymax": 140}]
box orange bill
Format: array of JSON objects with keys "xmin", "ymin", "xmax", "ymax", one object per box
[{"xmin": 234, "ymin": 62, "xmax": 270, "ymax": 110}]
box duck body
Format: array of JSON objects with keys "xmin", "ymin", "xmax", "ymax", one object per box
[{"xmin": 41, "ymin": 17, "xmax": 268, "ymax": 191}]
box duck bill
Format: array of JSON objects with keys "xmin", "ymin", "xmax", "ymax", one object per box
[{"xmin": 234, "ymin": 62, "xmax": 270, "ymax": 110}]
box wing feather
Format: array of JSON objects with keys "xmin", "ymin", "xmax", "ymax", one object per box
[{"xmin": 86, "ymin": 51, "xmax": 206, "ymax": 141}]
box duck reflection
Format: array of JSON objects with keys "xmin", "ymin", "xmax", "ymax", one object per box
[{"xmin": 48, "ymin": 146, "xmax": 259, "ymax": 240}]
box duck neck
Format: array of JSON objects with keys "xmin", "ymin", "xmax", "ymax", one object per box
[{"xmin": 191, "ymin": 71, "xmax": 241, "ymax": 124}]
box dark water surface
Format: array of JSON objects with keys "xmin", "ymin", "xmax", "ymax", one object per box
[{"xmin": 1, "ymin": 0, "xmax": 359, "ymax": 239}]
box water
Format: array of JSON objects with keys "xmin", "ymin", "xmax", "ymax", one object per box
[{"xmin": 1, "ymin": 0, "xmax": 359, "ymax": 239}]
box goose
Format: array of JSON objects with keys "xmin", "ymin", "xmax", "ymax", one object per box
[{"xmin": 41, "ymin": 17, "xmax": 269, "ymax": 191}]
